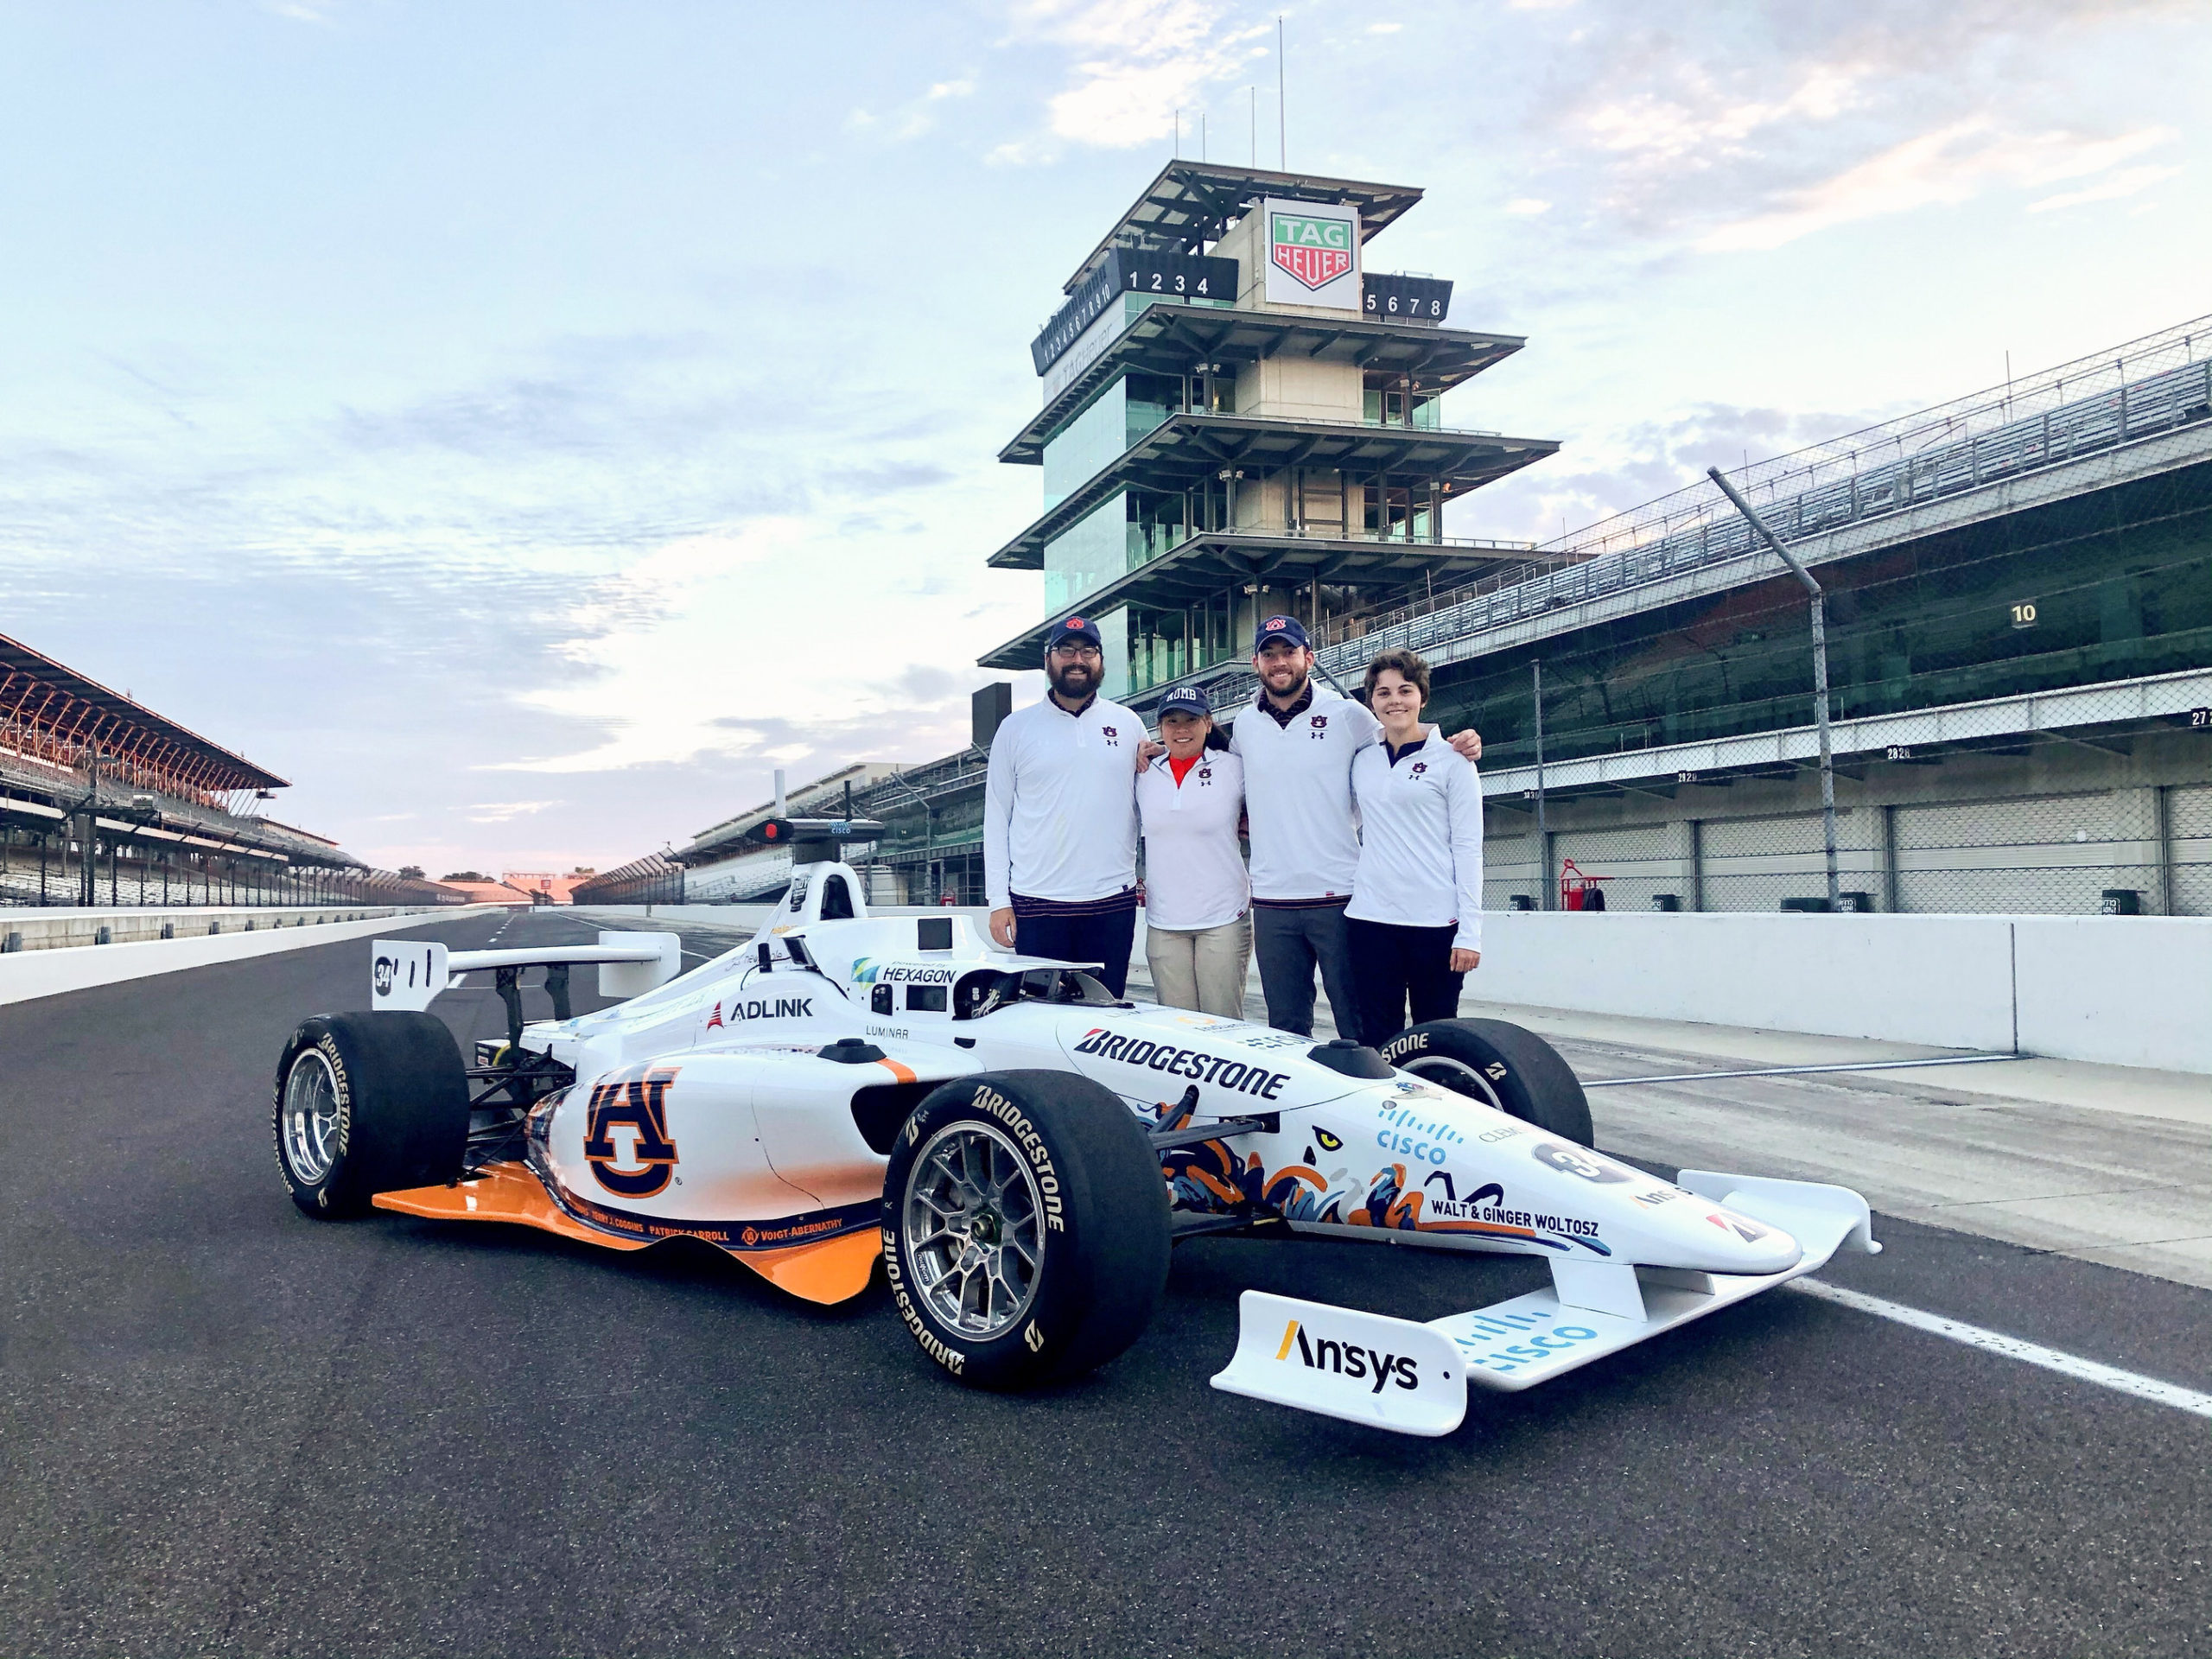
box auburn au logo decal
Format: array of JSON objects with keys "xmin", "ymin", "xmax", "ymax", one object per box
[{"xmin": 582, "ymin": 1065, "xmax": 683, "ymax": 1198}]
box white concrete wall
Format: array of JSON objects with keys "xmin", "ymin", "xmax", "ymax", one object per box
[
  {"xmin": 0, "ymin": 907, "xmax": 491, "ymax": 1009},
  {"xmin": 2012, "ymin": 917, "xmax": 2212, "ymax": 1071},
  {"xmin": 1470, "ymin": 911, "xmax": 2212, "ymax": 1073},
  {"xmin": 0, "ymin": 905, "xmax": 436, "ymax": 953}
]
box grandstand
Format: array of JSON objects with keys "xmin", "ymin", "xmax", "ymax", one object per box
[{"xmin": 0, "ymin": 631, "xmax": 448, "ymax": 908}]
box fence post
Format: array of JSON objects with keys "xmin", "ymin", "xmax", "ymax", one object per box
[
  {"xmin": 1707, "ymin": 468, "xmax": 1841, "ymax": 910},
  {"xmin": 1533, "ymin": 659, "xmax": 1552, "ymax": 910},
  {"xmin": 2153, "ymin": 783, "xmax": 2174, "ymax": 917}
]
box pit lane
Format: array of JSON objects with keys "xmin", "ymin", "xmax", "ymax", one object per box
[{"xmin": 2, "ymin": 907, "xmax": 2206, "ymax": 1657}]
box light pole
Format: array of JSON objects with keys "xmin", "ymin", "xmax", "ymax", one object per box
[{"xmin": 1707, "ymin": 467, "xmax": 1841, "ymax": 909}]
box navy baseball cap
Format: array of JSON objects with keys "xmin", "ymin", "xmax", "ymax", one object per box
[
  {"xmin": 1045, "ymin": 613, "xmax": 1103, "ymax": 652},
  {"xmin": 1158, "ymin": 683, "xmax": 1211, "ymax": 717},
  {"xmin": 1254, "ymin": 613, "xmax": 1310, "ymax": 652}
]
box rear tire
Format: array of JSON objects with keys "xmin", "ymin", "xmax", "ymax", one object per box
[
  {"xmin": 1377, "ymin": 1018, "xmax": 1594, "ymax": 1147},
  {"xmin": 882, "ymin": 1070, "xmax": 1170, "ymax": 1389},
  {"xmin": 272, "ymin": 1012, "xmax": 468, "ymax": 1218}
]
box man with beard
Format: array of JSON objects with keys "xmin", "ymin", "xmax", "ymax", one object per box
[
  {"xmin": 1228, "ymin": 615, "xmax": 1481, "ymax": 1041},
  {"xmin": 982, "ymin": 614, "xmax": 1144, "ymax": 995}
]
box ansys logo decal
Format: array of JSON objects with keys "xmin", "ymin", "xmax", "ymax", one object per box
[
  {"xmin": 1274, "ymin": 1319, "xmax": 1422, "ymax": 1394},
  {"xmin": 1269, "ymin": 211, "xmax": 1353, "ymax": 290},
  {"xmin": 582, "ymin": 1065, "xmax": 682, "ymax": 1198}
]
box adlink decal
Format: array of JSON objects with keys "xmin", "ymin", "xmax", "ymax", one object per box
[
  {"xmin": 721, "ymin": 996, "xmax": 815, "ymax": 1022},
  {"xmin": 1072, "ymin": 1029, "xmax": 1289, "ymax": 1100},
  {"xmin": 1274, "ymin": 1319, "xmax": 1421, "ymax": 1394}
]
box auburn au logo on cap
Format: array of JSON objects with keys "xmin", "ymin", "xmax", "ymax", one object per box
[
  {"xmin": 1066, "ymin": 615, "xmax": 1085, "ymax": 629},
  {"xmin": 1266, "ymin": 616, "xmax": 1289, "ymax": 630}
]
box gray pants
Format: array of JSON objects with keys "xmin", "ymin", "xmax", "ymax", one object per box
[{"xmin": 1251, "ymin": 901, "xmax": 1363, "ymax": 1041}]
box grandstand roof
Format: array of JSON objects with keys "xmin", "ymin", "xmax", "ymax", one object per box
[{"xmin": 0, "ymin": 631, "xmax": 288, "ymax": 793}]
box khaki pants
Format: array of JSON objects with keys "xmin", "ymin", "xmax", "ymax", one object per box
[{"xmin": 1145, "ymin": 913, "xmax": 1252, "ymax": 1019}]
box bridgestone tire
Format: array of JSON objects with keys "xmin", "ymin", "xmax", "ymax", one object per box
[
  {"xmin": 882, "ymin": 1070, "xmax": 1171, "ymax": 1390},
  {"xmin": 1377, "ymin": 1018, "xmax": 1594, "ymax": 1147},
  {"xmin": 272, "ymin": 1012, "xmax": 469, "ymax": 1219}
]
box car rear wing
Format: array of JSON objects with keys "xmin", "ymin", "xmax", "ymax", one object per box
[{"xmin": 372, "ymin": 932, "xmax": 683, "ymax": 1014}]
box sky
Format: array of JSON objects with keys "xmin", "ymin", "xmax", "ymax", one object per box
[{"xmin": 1, "ymin": 0, "xmax": 2204, "ymax": 877}]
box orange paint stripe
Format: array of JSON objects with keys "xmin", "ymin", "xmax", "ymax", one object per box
[
  {"xmin": 732, "ymin": 1229, "xmax": 883, "ymax": 1306},
  {"xmin": 875, "ymin": 1057, "xmax": 918, "ymax": 1084},
  {"xmin": 372, "ymin": 1162, "xmax": 656, "ymax": 1251}
]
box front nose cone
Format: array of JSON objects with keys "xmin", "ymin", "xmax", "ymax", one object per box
[{"xmin": 1678, "ymin": 1202, "xmax": 1803, "ymax": 1275}]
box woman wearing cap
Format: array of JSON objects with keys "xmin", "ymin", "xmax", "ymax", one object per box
[
  {"xmin": 1136, "ymin": 684, "xmax": 1249, "ymax": 1017},
  {"xmin": 1345, "ymin": 648, "xmax": 1484, "ymax": 1045}
]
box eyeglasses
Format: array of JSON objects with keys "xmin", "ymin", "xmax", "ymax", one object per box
[{"xmin": 1048, "ymin": 645, "xmax": 1103, "ymax": 661}]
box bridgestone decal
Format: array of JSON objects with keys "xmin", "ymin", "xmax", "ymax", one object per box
[
  {"xmin": 883, "ymin": 1223, "xmax": 966, "ymax": 1376},
  {"xmin": 1071, "ymin": 1030, "xmax": 1289, "ymax": 1100}
]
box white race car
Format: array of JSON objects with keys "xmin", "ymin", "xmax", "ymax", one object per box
[{"xmin": 276, "ymin": 820, "xmax": 1879, "ymax": 1437}]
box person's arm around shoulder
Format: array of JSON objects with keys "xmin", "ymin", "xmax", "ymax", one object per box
[
  {"xmin": 1446, "ymin": 749, "xmax": 1484, "ymax": 970},
  {"xmin": 982, "ymin": 717, "xmax": 1019, "ymax": 950}
]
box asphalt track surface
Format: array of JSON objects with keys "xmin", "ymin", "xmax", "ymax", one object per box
[{"xmin": 3, "ymin": 909, "xmax": 2209, "ymax": 1658}]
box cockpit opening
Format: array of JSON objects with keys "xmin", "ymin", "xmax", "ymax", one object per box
[{"xmin": 954, "ymin": 967, "xmax": 1122, "ymax": 1020}]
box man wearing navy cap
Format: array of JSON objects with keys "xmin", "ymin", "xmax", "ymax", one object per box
[
  {"xmin": 1227, "ymin": 613, "xmax": 1481, "ymax": 1041},
  {"xmin": 982, "ymin": 613, "xmax": 1145, "ymax": 995}
]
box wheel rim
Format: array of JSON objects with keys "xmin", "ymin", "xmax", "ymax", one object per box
[
  {"xmin": 283, "ymin": 1050, "xmax": 344, "ymax": 1183},
  {"xmin": 1399, "ymin": 1054, "xmax": 1508, "ymax": 1114},
  {"xmin": 902, "ymin": 1121, "xmax": 1045, "ymax": 1339}
]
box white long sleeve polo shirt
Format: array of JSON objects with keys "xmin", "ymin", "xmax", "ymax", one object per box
[
  {"xmin": 982, "ymin": 693, "xmax": 1141, "ymax": 910},
  {"xmin": 1136, "ymin": 749, "xmax": 1247, "ymax": 931},
  {"xmin": 1345, "ymin": 733, "xmax": 1486, "ymax": 950},
  {"xmin": 1227, "ymin": 685, "xmax": 1382, "ymax": 903}
]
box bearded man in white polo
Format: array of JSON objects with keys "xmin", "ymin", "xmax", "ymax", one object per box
[{"xmin": 982, "ymin": 613, "xmax": 1144, "ymax": 996}]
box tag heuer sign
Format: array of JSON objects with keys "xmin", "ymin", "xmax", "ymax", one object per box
[
  {"xmin": 1259, "ymin": 197, "xmax": 1361, "ymax": 311},
  {"xmin": 1270, "ymin": 211, "xmax": 1352, "ymax": 289}
]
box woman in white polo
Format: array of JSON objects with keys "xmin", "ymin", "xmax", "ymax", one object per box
[
  {"xmin": 1136, "ymin": 683, "xmax": 1249, "ymax": 1017},
  {"xmin": 1346, "ymin": 648, "xmax": 1484, "ymax": 1044}
]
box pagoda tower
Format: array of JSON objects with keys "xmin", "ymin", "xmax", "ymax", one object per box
[{"xmin": 978, "ymin": 161, "xmax": 1561, "ymax": 707}]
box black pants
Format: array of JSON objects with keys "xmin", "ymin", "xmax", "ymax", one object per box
[
  {"xmin": 1345, "ymin": 917, "xmax": 1465, "ymax": 1046},
  {"xmin": 1252, "ymin": 900, "xmax": 1363, "ymax": 1042},
  {"xmin": 1014, "ymin": 901, "xmax": 1137, "ymax": 998}
]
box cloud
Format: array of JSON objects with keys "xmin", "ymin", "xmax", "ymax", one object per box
[
  {"xmin": 1003, "ymin": 0, "xmax": 1270, "ymax": 150},
  {"xmin": 1700, "ymin": 120, "xmax": 2177, "ymax": 251},
  {"xmin": 2027, "ymin": 162, "xmax": 2181, "ymax": 213},
  {"xmin": 466, "ymin": 801, "xmax": 557, "ymax": 823}
]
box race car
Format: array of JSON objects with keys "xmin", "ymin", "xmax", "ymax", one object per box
[{"xmin": 273, "ymin": 818, "xmax": 1879, "ymax": 1437}]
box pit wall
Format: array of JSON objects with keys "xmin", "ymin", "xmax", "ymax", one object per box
[
  {"xmin": 0, "ymin": 907, "xmax": 491, "ymax": 1010},
  {"xmin": 1467, "ymin": 911, "xmax": 2211, "ymax": 1074},
  {"xmin": 0, "ymin": 906, "xmax": 442, "ymax": 954}
]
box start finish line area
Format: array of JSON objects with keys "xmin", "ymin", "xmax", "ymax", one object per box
[{"xmin": 3, "ymin": 905, "xmax": 2208, "ymax": 1657}]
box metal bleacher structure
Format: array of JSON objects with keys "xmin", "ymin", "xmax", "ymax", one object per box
[
  {"xmin": 1274, "ymin": 319, "xmax": 2212, "ymax": 691},
  {"xmin": 0, "ymin": 632, "xmax": 450, "ymax": 909}
]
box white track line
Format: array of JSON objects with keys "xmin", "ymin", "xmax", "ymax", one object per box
[
  {"xmin": 1790, "ymin": 1279, "xmax": 2212, "ymax": 1420},
  {"xmin": 1585, "ymin": 1053, "xmax": 2023, "ymax": 1087}
]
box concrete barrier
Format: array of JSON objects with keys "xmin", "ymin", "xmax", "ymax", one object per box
[
  {"xmin": 1468, "ymin": 911, "xmax": 2212, "ymax": 1074},
  {"xmin": 0, "ymin": 907, "xmax": 497, "ymax": 1010},
  {"xmin": 0, "ymin": 905, "xmax": 447, "ymax": 954}
]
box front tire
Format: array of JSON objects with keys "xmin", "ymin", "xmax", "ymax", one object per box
[
  {"xmin": 882, "ymin": 1071, "xmax": 1170, "ymax": 1389},
  {"xmin": 1378, "ymin": 1018, "xmax": 1594, "ymax": 1147},
  {"xmin": 273, "ymin": 1012, "xmax": 469, "ymax": 1218}
]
